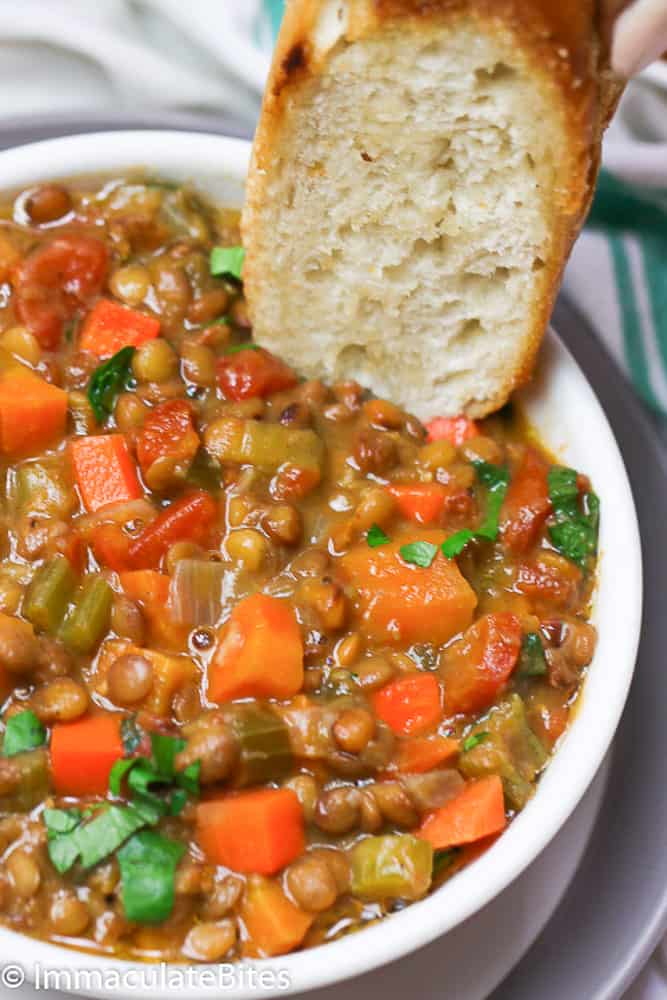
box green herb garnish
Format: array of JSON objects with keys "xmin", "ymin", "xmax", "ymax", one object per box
[
  {"xmin": 518, "ymin": 632, "xmax": 547, "ymax": 677},
  {"xmin": 109, "ymin": 732, "xmax": 200, "ymax": 819},
  {"xmin": 117, "ymin": 830, "xmax": 185, "ymax": 924},
  {"xmin": 442, "ymin": 461, "xmax": 510, "ymax": 558},
  {"xmin": 367, "ymin": 524, "xmax": 390, "ymax": 548},
  {"xmin": 432, "ymin": 847, "xmax": 462, "ymax": 878},
  {"xmin": 87, "ymin": 345, "xmax": 135, "ymax": 423},
  {"xmin": 547, "ymin": 466, "xmax": 600, "ymax": 569},
  {"xmin": 44, "ymin": 803, "xmax": 150, "ymax": 874},
  {"xmin": 210, "ymin": 246, "xmax": 245, "ymax": 281},
  {"xmin": 2, "ymin": 710, "xmax": 46, "ymax": 757},
  {"xmin": 224, "ymin": 342, "xmax": 260, "ymax": 355},
  {"xmin": 462, "ymin": 731, "xmax": 490, "ymax": 753},
  {"xmin": 399, "ymin": 540, "xmax": 439, "ymax": 568}
]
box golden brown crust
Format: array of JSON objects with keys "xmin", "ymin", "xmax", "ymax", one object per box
[{"xmin": 243, "ymin": 0, "xmax": 624, "ymax": 417}]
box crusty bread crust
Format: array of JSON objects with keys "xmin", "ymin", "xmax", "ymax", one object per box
[{"xmin": 243, "ymin": 1, "xmax": 623, "ymax": 418}]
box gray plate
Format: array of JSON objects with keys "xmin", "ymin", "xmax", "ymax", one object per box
[{"xmin": 0, "ymin": 116, "xmax": 664, "ymax": 1000}]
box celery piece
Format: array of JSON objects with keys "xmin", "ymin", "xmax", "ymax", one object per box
[
  {"xmin": 15, "ymin": 461, "xmax": 75, "ymax": 518},
  {"xmin": 60, "ymin": 576, "xmax": 113, "ymax": 654},
  {"xmin": 205, "ymin": 417, "xmax": 324, "ymax": 474},
  {"xmin": 23, "ymin": 555, "xmax": 76, "ymax": 634},
  {"xmin": 169, "ymin": 559, "xmax": 225, "ymax": 627},
  {"xmin": 350, "ymin": 834, "xmax": 433, "ymax": 901},
  {"xmin": 228, "ymin": 704, "xmax": 293, "ymax": 787}
]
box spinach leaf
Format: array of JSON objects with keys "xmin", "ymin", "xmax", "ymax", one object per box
[
  {"xmin": 210, "ymin": 246, "xmax": 245, "ymax": 281},
  {"xmin": 224, "ymin": 342, "xmax": 259, "ymax": 355},
  {"xmin": 441, "ymin": 461, "xmax": 510, "ymax": 558},
  {"xmin": 117, "ymin": 830, "xmax": 185, "ymax": 924},
  {"xmin": 2, "ymin": 710, "xmax": 46, "ymax": 757},
  {"xmin": 87, "ymin": 346, "xmax": 135, "ymax": 423},
  {"xmin": 399, "ymin": 540, "xmax": 438, "ymax": 568},
  {"xmin": 547, "ymin": 467, "xmax": 600, "ymax": 569},
  {"xmin": 432, "ymin": 846, "xmax": 462, "ymax": 878},
  {"xmin": 367, "ymin": 523, "xmax": 390, "ymax": 548},
  {"xmin": 518, "ymin": 632, "xmax": 547, "ymax": 677}
]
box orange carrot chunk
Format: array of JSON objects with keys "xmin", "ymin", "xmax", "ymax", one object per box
[
  {"xmin": 70, "ymin": 434, "xmax": 142, "ymax": 513},
  {"xmin": 418, "ymin": 776, "xmax": 507, "ymax": 849},
  {"xmin": 392, "ymin": 736, "xmax": 460, "ymax": 774},
  {"xmin": 197, "ymin": 788, "xmax": 305, "ymax": 875},
  {"xmin": 339, "ymin": 532, "xmax": 477, "ymax": 646},
  {"xmin": 119, "ymin": 570, "xmax": 188, "ymax": 650},
  {"xmin": 386, "ymin": 483, "xmax": 449, "ymax": 525},
  {"xmin": 441, "ymin": 612, "xmax": 522, "ymax": 716},
  {"xmin": 0, "ymin": 368, "xmax": 67, "ymax": 457},
  {"xmin": 373, "ymin": 673, "xmax": 442, "ymax": 736},
  {"xmin": 425, "ymin": 415, "xmax": 479, "ymax": 446},
  {"xmin": 128, "ymin": 491, "xmax": 217, "ymax": 570},
  {"xmin": 208, "ymin": 593, "xmax": 303, "ymax": 703},
  {"xmin": 241, "ymin": 877, "xmax": 313, "ymax": 958},
  {"xmin": 79, "ymin": 298, "xmax": 160, "ymax": 359},
  {"xmin": 51, "ymin": 715, "xmax": 123, "ymax": 797}
]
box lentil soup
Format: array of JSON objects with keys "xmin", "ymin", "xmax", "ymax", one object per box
[{"xmin": 0, "ymin": 175, "xmax": 599, "ymax": 962}]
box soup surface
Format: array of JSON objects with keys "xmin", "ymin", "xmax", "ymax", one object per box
[{"xmin": 0, "ymin": 176, "xmax": 599, "ymax": 962}]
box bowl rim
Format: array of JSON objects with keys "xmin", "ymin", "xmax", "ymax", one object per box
[{"xmin": 0, "ymin": 130, "xmax": 643, "ymax": 999}]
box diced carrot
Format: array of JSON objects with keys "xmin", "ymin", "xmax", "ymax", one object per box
[
  {"xmin": 499, "ymin": 448, "xmax": 552, "ymax": 553},
  {"xmin": 207, "ymin": 593, "xmax": 303, "ymax": 703},
  {"xmin": 136, "ymin": 399, "xmax": 199, "ymax": 480},
  {"xmin": 441, "ymin": 612, "xmax": 522, "ymax": 715},
  {"xmin": 392, "ymin": 736, "xmax": 460, "ymax": 774},
  {"xmin": 90, "ymin": 523, "xmax": 132, "ymax": 573},
  {"xmin": 0, "ymin": 368, "xmax": 67, "ymax": 456},
  {"xmin": 94, "ymin": 637, "xmax": 196, "ymax": 716},
  {"xmin": 119, "ymin": 571, "xmax": 188, "ymax": 650},
  {"xmin": 197, "ymin": 788, "xmax": 305, "ymax": 875},
  {"xmin": 79, "ymin": 298, "xmax": 160, "ymax": 358},
  {"xmin": 417, "ymin": 776, "xmax": 507, "ymax": 849},
  {"xmin": 425, "ymin": 415, "xmax": 479, "ymax": 446},
  {"xmin": 386, "ymin": 483, "xmax": 449, "ymax": 525},
  {"xmin": 217, "ymin": 347, "xmax": 297, "ymax": 401},
  {"xmin": 372, "ymin": 673, "xmax": 442, "ymax": 736},
  {"xmin": 70, "ymin": 434, "xmax": 142, "ymax": 513},
  {"xmin": 51, "ymin": 714, "xmax": 123, "ymax": 797},
  {"xmin": 240, "ymin": 877, "xmax": 313, "ymax": 958},
  {"xmin": 128, "ymin": 491, "xmax": 218, "ymax": 570},
  {"xmin": 339, "ymin": 532, "xmax": 477, "ymax": 646}
]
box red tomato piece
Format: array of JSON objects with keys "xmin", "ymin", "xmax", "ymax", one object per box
[
  {"xmin": 216, "ymin": 348, "xmax": 297, "ymax": 401},
  {"xmin": 136, "ymin": 400, "xmax": 200, "ymax": 479},
  {"xmin": 441, "ymin": 612, "xmax": 522, "ymax": 715},
  {"xmin": 128, "ymin": 490, "xmax": 218, "ymax": 569},
  {"xmin": 499, "ymin": 448, "xmax": 552, "ymax": 553},
  {"xmin": 14, "ymin": 236, "xmax": 108, "ymax": 348},
  {"xmin": 372, "ymin": 673, "xmax": 443, "ymax": 736},
  {"xmin": 515, "ymin": 557, "xmax": 582, "ymax": 612},
  {"xmin": 426, "ymin": 415, "xmax": 479, "ymax": 446}
]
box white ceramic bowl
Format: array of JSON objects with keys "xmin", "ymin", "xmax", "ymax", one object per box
[{"xmin": 0, "ymin": 131, "xmax": 642, "ymax": 999}]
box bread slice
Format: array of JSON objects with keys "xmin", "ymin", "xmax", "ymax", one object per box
[{"xmin": 242, "ymin": 0, "xmax": 622, "ymax": 419}]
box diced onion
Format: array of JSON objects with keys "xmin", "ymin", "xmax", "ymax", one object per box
[{"xmin": 170, "ymin": 559, "xmax": 226, "ymax": 627}]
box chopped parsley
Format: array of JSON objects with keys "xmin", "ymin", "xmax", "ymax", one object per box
[
  {"xmin": 547, "ymin": 466, "xmax": 600, "ymax": 569},
  {"xmin": 2, "ymin": 710, "xmax": 46, "ymax": 758},
  {"xmin": 210, "ymin": 246, "xmax": 245, "ymax": 281},
  {"xmin": 117, "ymin": 830, "xmax": 185, "ymax": 924},
  {"xmin": 442, "ymin": 460, "xmax": 510, "ymax": 558},
  {"xmin": 462, "ymin": 731, "xmax": 490, "ymax": 753},
  {"xmin": 367, "ymin": 523, "xmax": 390, "ymax": 548},
  {"xmin": 399, "ymin": 540, "xmax": 439, "ymax": 568}
]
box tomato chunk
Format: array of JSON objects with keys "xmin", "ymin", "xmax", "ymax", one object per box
[
  {"xmin": 216, "ymin": 348, "xmax": 297, "ymax": 401},
  {"xmin": 500, "ymin": 448, "xmax": 552, "ymax": 553},
  {"xmin": 128, "ymin": 491, "xmax": 218, "ymax": 570},
  {"xmin": 136, "ymin": 400, "xmax": 200, "ymax": 480},
  {"xmin": 372, "ymin": 673, "xmax": 442, "ymax": 736},
  {"xmin": 426, "ymin": 415, "xmax": 479, "ymax": 446},
  {"xmin": 14, "ymin": 236, "xmax": 108, "ymax": 348},
  {"xmin": 440, "ymin": 612, "xmax": 522, "ymax": 715}
]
